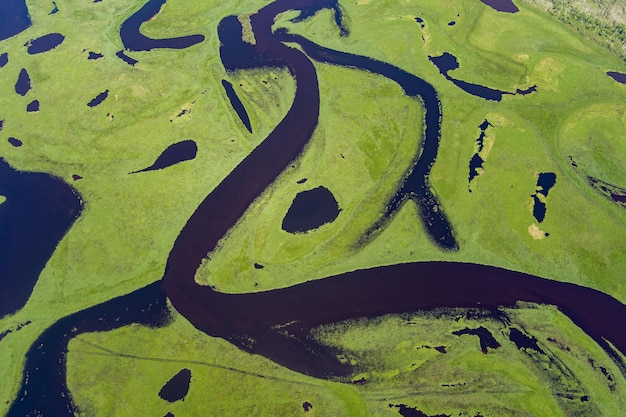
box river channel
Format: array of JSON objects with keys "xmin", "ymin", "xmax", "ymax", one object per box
[{"xmin": 4, "ymin": 0, "xmax": 626, "ymax": 415}]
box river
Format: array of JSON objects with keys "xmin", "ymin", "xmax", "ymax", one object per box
[{"xmin": 4, "ymin": 0, "xmax": 626, "ymax": 415}]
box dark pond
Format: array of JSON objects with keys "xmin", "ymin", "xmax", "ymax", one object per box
[
  {"xmin": 49, "ymin": 1, "xmax": 59, "ymax": 15},
  {"xmin": 15, "ymin": 68, "xmax": 31, "ymax": 96},
  {"xmin": 129, "ymin": 140, "xmax": 197, "ymax": 173},
  {"xmin": 87, "ymin": 89, "xmax": 109, "ymax": 107},
  {"xmin": 116, "ymin": 50, "xmax": 138, "ymax": 66},
  {"xmin": 531, "ymin": 172, "xmax": 556, "ymax": 222},
  {"xmin": 0, "ymin": 158, "xmax": 83, "ymax": 318},
  {"xmin": 477, "ymin": 119, "xmax": 491, "ymax": 150},
  {"xmin": 0, "ymin": 52, "xmax": 8, "ymax": 68},
  {"xmin": 221, "ymin": 79, "xmax": 252, "ymax": 133},
  {"xmin": 24, "ymin": 33, "xmax": 65, "ymax": 55},
  {"xmin": 447, "ymin": 21, "xmax": 456, "ymax": 26},
  {"xmin": 282, "ymin": 186, "xmax": 340, "ymax": 233},
  {"xmin": 428, "ymin": 52, "xmax": 459, "ymax": 73},
  {"xmin": 452, "ymin": 326, "xmax": 500, "ymax": 353},
  {"xmin": 158, "ymin": 368, "xmax": 191, "ymax": 402},
  {"xmin": 468, "ymin": 119, "xmax": 492, "ymax": 187},
  {"xmin": 532, "ymin": 195, "xmax": 547, "ymax": 223},
  {"xmin": 0, "ymin": 119, "xmax": 4, "ymax": 131},
  {"xmin": 468, "ymin": 153, "xmax": 484, "ymax": 184},
  {"xmin": 0, "ymin": 0, "xmax": 31, "ymax": 41},
  {"xmin": 302, "ymin": 401, "xmax": 313, "ymax": 411},
  {"xmin": 509, "ymin": 327, "xmax": 543, "ymax": 353},
  {"xmin": 607, "ymin": 71, "xmax": 626, "ymax": 84},
  {"xmin": 119, "ymin": 0, "xmax": 205, "ymax": 52},
  {"xmin": 88, "ymin": 51, "xmax": 104, "ymax": 60},
  {"xmin": 8, "ymin": 137, "xmax": 23, "ymax": 147},
  {"xmin": 536, "ymin": 172, "xmax": 556, "ymax": 196},
  {"xmin": 27, "ymin": 99, "xmax": 40, "ymax": 112},
  {"xmin": 480, "ymin": 0, "xmax": 519, "ymax": 13}
]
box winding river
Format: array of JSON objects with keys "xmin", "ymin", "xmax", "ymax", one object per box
[{"xmin": 5, "ymin": 0, "xmax": 626, "ymax": 415}]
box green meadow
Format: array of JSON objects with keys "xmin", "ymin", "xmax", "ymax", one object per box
[{"xmin": 1, "ymin": 0, "xmax": 625, "ymax": 415}]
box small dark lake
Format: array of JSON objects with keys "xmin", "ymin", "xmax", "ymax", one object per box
[
  {"xmin": 24, "ymin": 33, "xmax": 65, "ymax": 55},
  {"xmin": 607, "ymin": 71, "xmax": 626, "ymax": 84},
  {"xmin": 0, "ymin": 52, "xmax": 8, "ymax": 67},
  {"xmin": 87, "ymin": 89, "xmax": 109, "ymax": 107},
  {"xmin": 8, "ymin": 137, "xmax": 22, "ymax": 147},
  {"xmin": 27, "ymin": 99, "xmax": 40, "ymax": 112},
  {"xmin": 468, "ymin": 119, "xmax": 491, "ymax": 187},
  {"xmin": 15, "ymin": 68, "xmax": 31, "ymax": 96},
  {"xmin": 282, "ymin": 186, "xmax": 340, "ymax": 233},
  {"xmin": 130, "ymin": 140, "xmax": 197, "ymax": 173},
  {"xmin": 536, "ymin": 172, "xmax": 557, "ymax": 196},
  {"xmin": 452, "ymin": 326, "xmax": 500, "ymax": 353},
  {"xmin": 88, "ymin": 51, "xmax": 104, "ymax": 60},
  {"xmin": 531, "ymin": 172, "xmax": 556, "ymax": 223},
  {"xmin": 480, "ymin": 0, "xmax": 519, "ymax": 13},
  {"xmin": 158, "ymin": 368, "xmax": 192, "ymax": 402},
  {"xmin": 509, "ymin": 327, "xmax": 543, "ymax": 353},
  {"xmin": 222, "ymin": 79, "xmax": 252, "ymax": 133}
]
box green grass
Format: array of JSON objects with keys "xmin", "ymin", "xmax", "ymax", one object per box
[
  {"xmin": 1, "ymin": 0, "xmax": 626, "ymax": 415},
  {"xmin": 63, "ymin": 304, "xmax": 626, "ymax": 416}
]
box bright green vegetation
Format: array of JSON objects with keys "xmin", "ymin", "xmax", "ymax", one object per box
[
  {"xmin": 201, "ymin": 0, "xmax": 626, "ymax": 299},
  {"xmin": 66, "ymin": 310, "xmax": 368, "ymax": 417},
  {"xmin": 1, "ymin": 0, "xmax": 626, "ymax": 416},
  {"xmin": 522, "ymin": 0, "xmax": 626, "ymax": 59},
  {"xmin": 64, "ymin": 304, "xmax": 626, "ymax": 416},
  {"xmin": 314, "ymin": 304, "xmax": 626, "ymax": 416}
]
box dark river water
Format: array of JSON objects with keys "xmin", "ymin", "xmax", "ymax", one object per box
[
  {"xmin": 119, "ymin": 0, "xmax": 205, "ymax": 51},
  {"xmin": 4, "ymin": 0, "xmax": 626, "ymax": 415}
]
